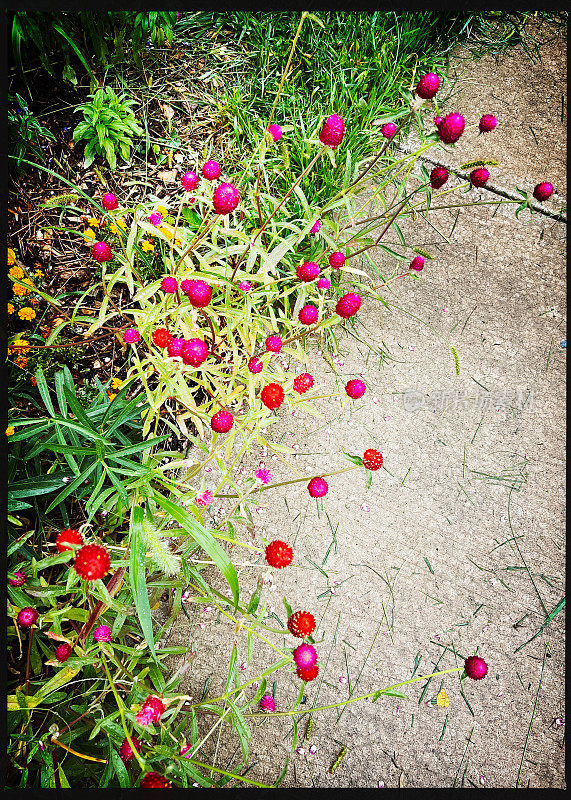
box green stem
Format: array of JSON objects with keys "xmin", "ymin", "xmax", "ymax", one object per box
[
  {"xmin": 242, "ymin": 666, "xmax": 465, "ymax": 718},
  {"xmin": 100, "ymin": 652, "xmax": 145, "ymax": 771},
  {"xmin": 179, "ymin": 757, "xmax": 273, "ymax": 788},
  {"xmin": 214, "ymin": 464, "xmax": 362, "ymax": 498}
]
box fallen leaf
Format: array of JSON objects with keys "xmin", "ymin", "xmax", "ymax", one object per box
[{"xmin": 157, "ymin": 170, "xmax": 178, "ymax": 184}]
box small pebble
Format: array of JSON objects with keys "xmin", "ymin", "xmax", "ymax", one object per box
[{"xmin": 377, "ymin": 781, "xmax": 385, "ymax": 788}]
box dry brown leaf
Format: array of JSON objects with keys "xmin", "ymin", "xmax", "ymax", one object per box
[
  {"xmin": 157, "ymin": 170, "xmax": 178, "ymax": 184},
  {"xmin": 160, "ymin": 103, "xmax": 175, "ymax": 121}
]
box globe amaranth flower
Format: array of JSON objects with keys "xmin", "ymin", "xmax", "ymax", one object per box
[
  {"xmin": 93, "ymin": 625, "xmax": 112, "ymax": 643},
  {"xmin": 254, "ymin": 468, "xmax": 273, "ymax": 484}
]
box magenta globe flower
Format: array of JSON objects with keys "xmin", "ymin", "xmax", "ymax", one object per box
[
  {"xmin": 123, "ymin": 328, "xmax": 140, "ymax": 344},
  {"xmin": 268, "ymin": 124, "xmax": 283, "ymax": 142},
  {"xmin": 381, "ymin": 122, "xmax": 397, "ymax": 139},
  {"xmin": 93, "ymin": 625, "xmax": 112, "ymax": 643}
]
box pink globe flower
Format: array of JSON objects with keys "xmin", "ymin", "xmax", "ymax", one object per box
[
  {"xmin": 185, "ymin": 279, "xmax": 212, "ymax": 308},
  {"xmin": 17, "ymin": 607, "xmax": 38, "ymax": 628},
  {"xmin": 479, "ymin": 114, "xmax": 498, "ymax": 133},
  {"xmin": 410, "ymin": 256, "xmax": 425, "ymax": 272},
  {"xmin": 181, "ymin": 338, "xmax": 209, "ymax": 367},
  {"xmin": 92, "ymin": 242, "xmax": 113, "ymax": 263},
  {"xmin": 161, "ymin": 276, "xmax": 178, "ymax": 294},
  {"xmin": 268, "ymin": 124, "xmax": 283, "ymax": 142},
  {"xmin": 102, "ymin": 193, "xmax": 118, "ymax": 211},
  {"xmin": 416, "ymin": 72, "xmax": 441, "ymax": 100},
  {"xmin": 335, "ymin": 292, "xmax": 361, "ymax": 319},
  {"xmin": 202, "ymin": 160, "xmax": 221, "ymax": 181},
  {"xmin": 470, "ymin": 168, "xmax": 490, "ymax": 188},
  {"xmin": 260, "ymin": 694, "xmax": 276, "ymax": 712},
  {"xmin": 533, "ymin": 182, "xmax": 554, "ymax": 202},
  {"xmin": 9, "ymin": 570, "xmax": 26, "ymax": 587},
  {"xmin": 310, "ymin": 219, "xmax": 322, "ymax": 234},
  {"xmin": 148, "ymin": 212, "xmax": 163, "ymax": 227},
  {"xmin": 119, "ymin": 736, "xmax": 142, "ymax": 763},
  {"xmin": 430, "ymin": 166, "xmax": 448, "ymax": 189},
  {"xmin": 213, "ymin": 183, "xmax": 240, "ymax": 215},
  {"xmin": 55, "ymin": 643, "xmax": 73, "ymax": 663},
  {"xmin": 181, "ymin": 171, "xmax": 199, "ymax": 191},
  {"xmin": 196, "ymin": 490, "xmax": 214, "ymax": 507},
  {"xmin": 319, "ymin": 114, "xmax": 345, "ymax": 148},
  {"xmin": 329, "ymin": 251, "xmax": 346, "ymax": 269},
  {"xmin": 211, "ymin": 410, "xmax": 234, "ymax": 433},
  {"xmin": 296, "ymin": 262, "xmax": 320, "ymax": 282},
  {"xmin": 464, "ymin": 655, "xmax": 488, "ymax": 681},
  {"xmin": 123, "ymin": 328, "xmax": 140, "ymax": 344},
  {"xmin": 438, "ymin": 113, "xmax": 465, "ymax": 144},
  {"xmin": 239, "ymin": 281, "xmax": 252, "ymax": 292},
  {"xmin": 434, "ymin": 116, "xmax": 443, "ymax": 127},
  {"xmin": 255, "ymin": 468, "xmax": 273, "ymax": 484},
  {"xmin": 308, "ymin": 477, "xmax": 328, "ymax": 498},
  {"xmin": 345, "ymin": 379, "xmax": 366, "ymax": 399},
  {"xmin": 293, "ymin": 643, "xmax": 318, "ymax": 669},
  {"xmin": 93, "ymin": 625, "xmax": 112, "ymax": 643},
  {"xmin": 248, "ymin": 356, "xmax": 263, "ymax": 374},
  {"xmin": 317, "ymin": 277, "xmax": 331, "ymax": 290},
  {"xmin": 136, "ymin": 695, "xmax": 165, "ymax": 727},
  {"xmin": 298, "ymin": 305, "xmax": 318, "ymax": 326},
  {"xmin": 167, "ymin": 337, "xmax": 186, "ymax": 357},
  {"xmin": 381, "ymin": 122, "xmax": 397, "ymax": 139},
  {"xmin": 265, "ymin": 335, "xmax": 283, "ymax": 353}
]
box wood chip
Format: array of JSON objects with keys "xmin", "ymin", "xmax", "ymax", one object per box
[{"xmin": 157, "ymin": 170, "xmax": 178, "ymax": 184}]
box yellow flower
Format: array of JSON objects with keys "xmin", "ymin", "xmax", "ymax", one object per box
[
  {"xmin": 174, "ymin": 239, "xmax": 182, "ymax": 247},
  {"xmin": 159, "ymin": 225, "xmax": 173, "ymax": 240},
  {"xmin": 18, "ymin": 307, "xmax": 36, "ymax": 321},
  {"xmin": 34, "ymin": 269, "xmax": 44, "ymax": 279},
  {"xmin": 7, "ymin": 248, "xmax": 16, "ymax": 266},
  {"xmin": 84, "ymin": 228, "xmax": 96, "ymax": 240},
  {"xmin": 88, "ymin": 217, "xmax": 100, "ymax": 227},
  {"xmin": 7, "ymin": 303, "xmax": 15, "ymax": 315},
  {"xmin": 9, "ymin": 265, "xmax": 25, "ymax": 280},
  {"xmin": 6, "ymin": 426, "xmax": 15, "ymax": 437},
  {"xmin": 9, "ymin": 339, "xmax": 30, "ymax": 354},
  {"xmin": 141, "ymin": 240, "xmax": 155, "ymax": 252},
  {"xmin": 109, "ymin": 223, "xmax": 118, "ymax": 235},
  {"xmin": 111, "ymin": 378, "xmax": 123, "ymax": 389},
  {"xmin": 107, "ymin": 392, "xmax": 117, "ymax": 402},
  {"xmin": 436, "ymin": 689, "xmax": 449, "ymax": 708},
  {"xmin": 116, "ymin": 218, "xmax": 128, "ymax": 231},
  {"xmin": 156, "ymin": 205, "xmax": 168, "ymax": 217}
]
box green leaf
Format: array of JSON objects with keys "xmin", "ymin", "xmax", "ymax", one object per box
[
  {"xmin": 153, "ymin": 493, "xmax": 239, "ymax": 611},
  {"xmin": 45, "ymin": 461, "xmax": 98, "ymax": 513},
  {"xmin": 109, "ymin": 747, "xmax": 130, "ymax": 788},
  {"xmin": 282, "ymin": 597, "xmax": 293, "ymax": 618},
  {"xmin": 246, "ymin": 586, "xmax": 262, "ymax": 615},
  {"xmin": 129, "ymin": 505, "xmax": 157, "ymax": 661},
  {"xmin": 225, "ymin": 644, "xmax": 238, "ymax": 695},
  {"xmin": 35, "ymin": 368, "xmax": 55, "ymax": 417},
  {"xmin": 227, "ymin": 696, "xmax": 250, "ymax": 761}
]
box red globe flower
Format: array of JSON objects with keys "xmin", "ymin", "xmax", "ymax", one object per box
[
  {"xmin": 140, "ymin": 772, "xmax": 172, "ymax": 788},
  {"xmin": 287, "ymin": 611, "xmax": 316, "ymax": 638},
  {"xmin": 73, "ymin": 544, "xmax": 111, "ymax": 581},
  {"xmin": 296, "ymin": 664, "xmax": 319, "ymax": 681},
  {"xmin": 265, "ymin": 540, "xmax": 293, "ymax": 569},
  {"xmin": 152, "ymin": 328, "xmax": 172, "ymax": 348},
  {"xmin": 56, "ymin": 528, "xmax": 84, "ymax": 553},
  {"xmin": 362, "ymin": 449, "xmax": 383, "ymax": 471},
  {"xmin": 260, "ymin": 383, "xmax": 285, "ymax": 410}
]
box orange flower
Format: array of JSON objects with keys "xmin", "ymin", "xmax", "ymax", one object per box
[
  {"xmin": 13, "ymin": 283, "xmax": 30, "ymax": 297},
  {"xmin": 30, "ymin": 376, "xmax": 37, "ymax": 386},
  {"xmin": 9, "ymin": 265, "xmax": 24, "ymax": 280},
  {"xmin": 7, "ymin": 248, "xmax": 16, "ymax": 266},
  {"xmin": 30, "ymin": 298, "xmax": 39, "ymax": 306},
  {"xmin": 7, "ymin": 303, "xmax": 15, "ymax": 315},
  {"xmin": 15, "ymin": 355, "xmax": 28, "ymax": 369},
  {"xmin": 6, "ymin": 426, "xmax": 15, "ymax": 437},
  {"xmin": 18, "ymin": 307, "xmax": 36, "ymax": 321},
  {"xmin": 9, "ymin": 339, "xmax": 30, "ymax": 354}
]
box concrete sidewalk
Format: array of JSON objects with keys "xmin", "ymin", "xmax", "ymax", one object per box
[{"xmin": 165, "ymin": 23, "xmax": 566, "ymax": 788}]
